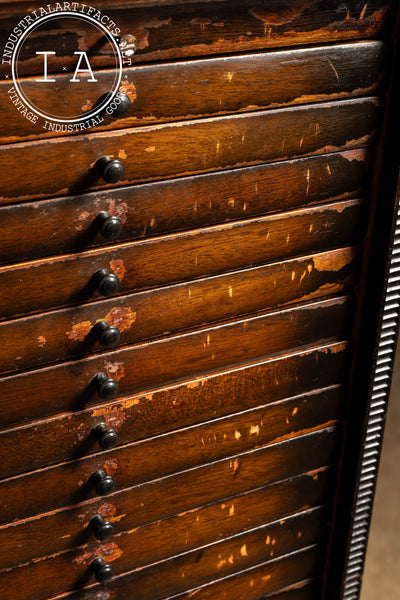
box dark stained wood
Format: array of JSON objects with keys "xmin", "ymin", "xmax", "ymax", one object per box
[
  {"xmin": 0, "ymin": 296, "xmax": 353, "ymax": 429},
  {"xmin": 46, "ymin": 545, "xmax": 325, "ymax": 600},
  {"xmin": 0, "ymin": 508, "xmax": 328, "ymax": 600},
  {"xmin": 0, "ymin": 341, "xmax": 350, "ymax": 479},
  {"xmin": 0, "ymin": 1, "xmax": 392, "ymax": 76},
  {"xmin": 0, "ymin": 150, "xmax": 370, "ymax": 265},
  {"xmin": 0, "ymin": 200, "xmax": 365, "ymax": 320},
  {"xmin": 0, "ymin": 468, "xmax": 334, "ymax": 579},
  {"xmin": 0, "ymin": 42, "xmax": 385, "ymax": 143},
  {"xmin": 0, "ymin": 247, "xmax": 358, "ymax": 375},
  {"xmin": 0, "ymin": 428, "xmax": 338, "ymax": 562},
  {"xmin": 0, "ymin": 386, "xmax": 343, "ymax": 529},
  {"xmin": 0, "ymin": 99, "xmax": 380, "ymax": 204},
  {"xmin": 256, "ymin": 579, "xmax": 323, "ymax": 600}
]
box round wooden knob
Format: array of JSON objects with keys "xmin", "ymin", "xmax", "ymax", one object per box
[
  {"xmin": 94, "ymin": 269, "xmax": 120, "ymax": 297},
  {"xmin": 90, "ymin": 514, "xmax": 115, "ymax": 541},
  {"xmin": 90, "ymin": 557, "xmax": 115, "ymax": 583},
  {"xmin": 96, "ymin": 211, "xmax": 123, "ymax": 241},
  {"xmin": 92, "ymin": 321, "xmax": 121, "ymax": 347},
  {"xmin": 91, "ymin": 470, "xmax": 116, "ymax": 496},
  {"xmin": 97, "ymin": 156, "xmax": 125, "ymax": 184},
  {"xmin": 93, "ymin": 373, "xmax": 119, "ymax": 400},
  {"xmin": 94, "ymin": 423, "xmax": 119, "ymax": 450}
]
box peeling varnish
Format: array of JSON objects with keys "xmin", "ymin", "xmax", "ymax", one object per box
[
  {"xmin": 240, "ymin": 544, "xmax": 248, "ymax": 556},
  {"xmin": 145, "ymin": 146, "xmax": 156, "ymax": 152},
  {"xmin": 104, "ymin": 459, "xmax": 118, "ymax": 475},
  {"xmin": 105, "ymin": 362, "xmax": 126, "ymax": 382},
  {"xmin": 110, "ymin": 259, "xmax": 126, "ymax": 281},
  {"xmin": 250, "ymin": 424, "xmax": 260, "ymax": 436},
  {"xmin": 96, "ymin": 542, "xmax": 123, "ymax": 562},
  {"xmin": 229, "ymin": 286, "xmax": 233, "ymax": 298},
  {"xmin": 119, "ymin": 149, "xmax": 128, "ymax": 160},
  {"xmin": 67, "ymin": 320, "xmax": 92, "ymax": 342},
  {"xmin": 37, "ymin": 335, "xmax": 46, "ymax": 348}
]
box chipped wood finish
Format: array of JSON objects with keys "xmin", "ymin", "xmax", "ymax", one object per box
[
  {"xmin": 46, "ymin": 545, "xmax": 325, "ymax": 600},
  {"xmin": 0, "ymin": 296, "xmax": 353, "ymax": 429},
  {"xmin": 0, "ymin": 508, "xmax": 328, "ymax": 600},
  {"xmin": 0, "ymin": 342, "xmax": 350, "ymax": 479},
  {"xmin": 0, "ymin": 200, "xmax": 364, "ymax": 320},
  {"xmin": 0, "ymin": 0, "xmax": 393, "ymax": 76},
  {"xmin": 0, "ymin": 42, "xmax": 386, "ymax": 143},
  {"xmin": 0, "ymin": 99, "xmax": 380, "ymax": 204},
  {"xmin": 1, "ymin": 469, "xmax": 335, "ymax": 577},
  {"xmin": 0, "ymin": 470, "xmax": 333, "ymax": 589},
  {"xmin": 0, "ymin": 247, "xmax": 358, "ymax": 375},
  {"xmin": 0, "ymin": 428, "xmax": 339, "ymax": 568},
  {"xmin": 0, "ymin": 385, "xmax": 343, "ymax": 530},
  {"xmin": 0, "ymin": 149, "xmax": 369, "ymax": 266}
]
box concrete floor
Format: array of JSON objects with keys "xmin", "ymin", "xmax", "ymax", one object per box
[{"xmin": 361, "ymin": 345, "xmax": 400, "ymax": 598}]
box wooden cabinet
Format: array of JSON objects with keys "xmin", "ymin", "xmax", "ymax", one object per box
[{"xmin": 1, "ymin": 1, "xmax": 399, "ymax": 599}]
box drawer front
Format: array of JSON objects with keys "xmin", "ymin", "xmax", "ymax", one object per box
[
  {"xmin": 0, "ymin": 247, "xmax": 357, "ymax": 374},
  {"xmin": 0, "ymin": 467, "xmax": 334, "ymax": 582},
  {"xmin": 0, "ymin": 428, "xmax": 338, "ymax": 577},
  {"xmin": 0, "ymin": 149, "xmax": 369, "ymax": 266},
  {"xmin": 0, "ymin": 341, "xmax": 350, "ymax": 479},
  {"xmin": 0, "ymin": 296, "xmax": 353, "ymax": 428},
  {"xmin": 0, "ymin": 385, "xmax": 343, "ymax": 530},
  {"xmin": 0, "ymin": 98, "xmax": 380, "ymax": 204},
  {"xmin": 0, "ymin": 41, "xmax": 385, "ymax": 143},
  {"xmin": 0, "ymin": 509, "xmax": 328, "ymax": 600},
  {"xmin": 0, "ymin": 200, "xmax": 364, "ymax": 320},
  {"xmin": 0, "ymin": 0, "xmax": 392, "ymax": 76}
]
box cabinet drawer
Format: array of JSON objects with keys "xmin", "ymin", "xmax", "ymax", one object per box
[
  {"xmin": 0, "ymin": 42, "xmax": 384, "ymax": 143},
  {"xmin": 0, "ymin": 200, "xmax": 364, "ymax": 320},
  {"xmin": 0, "ymin": 508, "xmax": 328, "ymax": 600},
  {"xmin": 0, "ymin": 247, "xmax": 357, "ymax": 375},
  {"xmin": 0, "ymin": 149, "xmax": 369, "ymax": 265},
  {"xmin": 0, "ymin": 99, "xmax": 380, "ymax": 204},
  {"xmin": 0, "ymin": 296, "xmax": 353, "ymax": 429},
  {"xmin": 0, "ymin": 0, "xmax": 392, "ymax": 76},
  {"xmin": 0, "ymin": 468, "xmax": 334, "ymax": 581},
  {"xmin": 0, "ymin": 385, "xmax": 343, "ymax": 531},
  {"xmin": 0, "ymin": 341, "xmax": 350, "ymax": 479},
  {"xmin": 0, "ymin": 428, "xmax": 339, "ymax": 571}
]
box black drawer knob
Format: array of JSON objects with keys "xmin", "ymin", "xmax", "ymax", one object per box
[
  {"xmin": 97, "ymin": 156, "xmax": 125, "ymax": 184},
  {"xmin": 96, "ymin": 91, "xmax": 131, "ymax": 118},
  {"xmin": 91, "ymin": 470, "xmax": 116, "ymax": 496},
  {"xmin": 93, "ymin": 321, "xmax": 121, "ymax": 347},
  {"xmin": 96, "ymin": 211, "xmax": 123, "ymax": 241},
  {"xmin": 94, "ymin": 423, "xmax": 119, "ymax": 450},
  {"xmin": 94, "ymin": 269, "xmax": 120, "ymax": 297},
  {"xmin": 90, "ymin": 557, "xmax": 115, "ymax": 583},
  {"xmin": 93, "ymin": 372, "xmax": 119, "ymax": 400},
  {"xmin": 90, "ymin": 514, "xmax": 115, "ymax": 541}
]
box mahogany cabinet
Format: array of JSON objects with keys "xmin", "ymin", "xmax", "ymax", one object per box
[{"xmin": 1, "ymin": 1, "xmax": 400, "ymax": 599}]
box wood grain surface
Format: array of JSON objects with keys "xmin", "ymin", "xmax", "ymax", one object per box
[
  {"xmin": 0, "ymin": 341, "xmax": 350, "ymax": 479},
  {"xmin": 0, "ymin": 41, "xmax": 385, "ymax": 143},
  {"xmin": 0, "ymin": 385, "xmax": 343, "ymax": 531},
  {"xmin": 0, "ymin": 468, "xmax": 334, "ymax": 578},
  {"xmin": 0, "ymin": 99, "xmax": 380, "ymax": 204},
  {"xmin": 0, "ymin": 296, "xmax": 353, "ymax": 429},
  {"xmin": 0, "ymin": 509, "xmax": 328, "ymax": 600},
  {"xmin": 43, "ymin": 545, "xmax": 325, "ymax": 600},
  {"xmin": 0, "ymin": 427, "xmax": 339, "ymax": 557},
  {"xmin": 0, "ymin": 0, "xmax": 392, "ymax": 76},
  {"xmin": 0, "ymin": 199, "xmax": 364, "ymax": 320},
  {"xmin": 0, "ymin": 149, "xmax": 370, "ymax": 265},
  {"xmin": 0, "ymin": 247, "xmax": 358, "ymax": 374}
]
